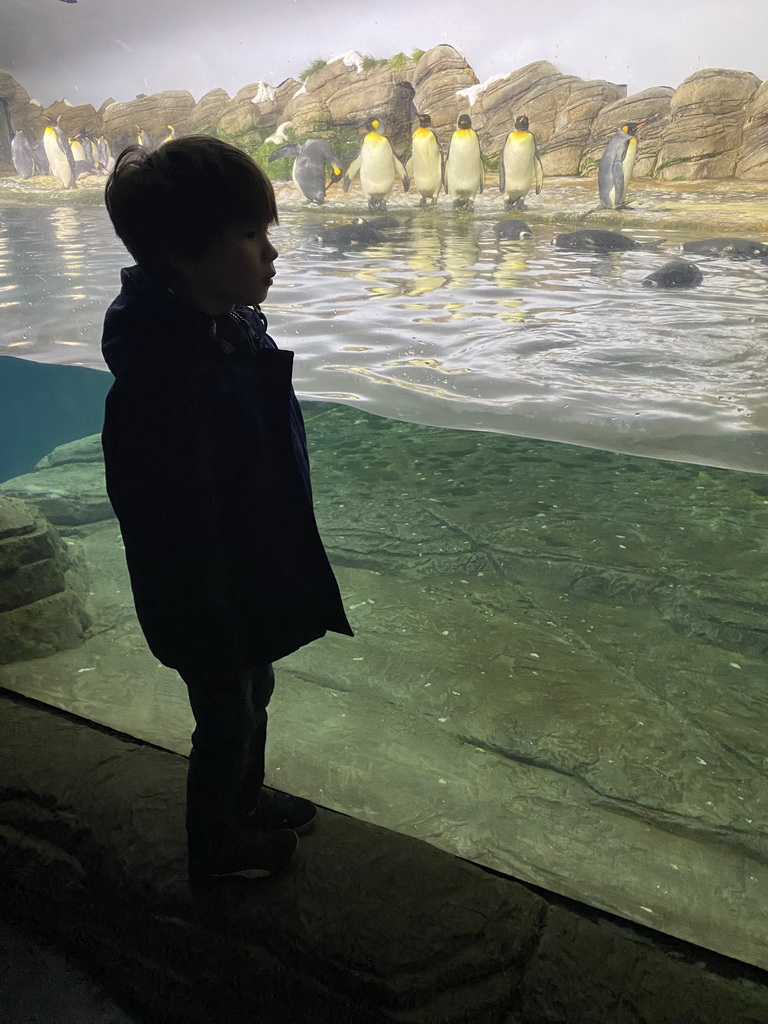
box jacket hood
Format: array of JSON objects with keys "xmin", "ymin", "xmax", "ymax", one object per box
[{"xmin": 101, "ymin": 265, "xmax": 267, "ymax": 377}]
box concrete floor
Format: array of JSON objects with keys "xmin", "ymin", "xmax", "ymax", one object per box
[{"xmin": 0, "ymin": 909, "xmax": 148, "ymax": 1024}]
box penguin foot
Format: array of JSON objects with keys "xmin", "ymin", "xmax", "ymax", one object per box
[{"xmin": 418, "ymin": 196, "xmax": 427, "ymax": 207}]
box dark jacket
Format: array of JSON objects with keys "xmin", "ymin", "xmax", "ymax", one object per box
[{"xmin": 101, "ymin": 266, "xmax": 352, "ymax": 673}]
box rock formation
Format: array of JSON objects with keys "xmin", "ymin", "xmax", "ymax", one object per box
[
  {"xmin": 0, "ymin": 494, "xmax": 90, "ymax": 664},
  {"xmin": 656, "ymin": 68, "xmax": 761, "ymax": 180},
  {"xmin": 3, "ymin": 48, "xmax": 768, "ymax": 182}
]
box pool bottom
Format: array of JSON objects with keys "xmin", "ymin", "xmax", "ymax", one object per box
[{"xmin": 0, "ymin": 402, "xmax": 766, "ymax": 969}]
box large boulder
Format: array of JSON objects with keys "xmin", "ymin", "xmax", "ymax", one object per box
[
  {"xmin": 545, "ymin": 79, "xmax": 627, "ymax": 175},
  {"xmin": 101, "ymin": 90, "xmax": 196, "ymax": 151},
  {"xmin": 49, "ymin": 103, "xmax": 101, "ymax": 138},
  {"xmin": 412, "ymin": 44, "xmax": 479, "ymax": 137},
  {"xmin": 0, "ymin": 434, "xmax": 111, "ymax": 527},
  {"xmin": 655, "ymin": 68, "xmax": 761, "ymax": 180},
  {"xmin": 735, "ymin": 80, "xmax": 768, "ymax": 179},
  {"xmin": 580, "ymin": 87, "xmax": 674, "ymax": 177},
  {"xmin": 451, "ymin": 61, "xmax": 626, "ymax": 173},
  {"xmin": 188, "ymin": 88, "xmax": 230, "ymax": 131},
  {"xmin": 0, "ymin": 495, "xmax": 90, "ymax": 664},
  {"xmin": 285, "ymin": 52, "xmax": 417, "ymax": 157}
]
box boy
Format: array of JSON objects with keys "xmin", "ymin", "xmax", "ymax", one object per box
[{"xmin": 100, "ymin": 136, "xmax": 353, "ymax": 885}]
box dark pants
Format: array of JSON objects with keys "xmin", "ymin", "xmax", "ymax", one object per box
[{"xmin": 179, "ymin": 662, "xmax": 275, "ymax": 858}]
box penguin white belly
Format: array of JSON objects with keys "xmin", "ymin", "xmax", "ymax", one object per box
[
  {"xmin": 360, "ymin": 143, "xmax": 395, "ymax": 199},
  {"xmin": 412, "ymin": 134, "xmax": 442, "ymax": 197},
  {"xmin": 622, "ymin": 137, "xmax": 638, "ymax": 195},
  {"xmin": 43, "ymin": 127, "xmax": 73, "ymax": 188},
  {"xmin": 502, "ymin": 135, "xmax": 535, "ymax": 198},
  {"xmin": 446, "ymin": 135, "xmax": 483, "ymax": 199}
]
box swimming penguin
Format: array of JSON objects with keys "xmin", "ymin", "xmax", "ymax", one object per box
[
  {"xmin": 682, "ymin": 237, "xmax": 768, "ymax": 259},
  {"xmin": 405, "ymin": 113, "xmax": 443, "ymax": 207},
  {"xmin": 554, "ymin": 229, "xmax": 643, "ymax": 253},
  {"xmin": 43, "ymin": 117, "xmax": 76, "ymax": 188},
  {"xmin": 343, "ymin": 117, "xmax": 410, "ymax": 211},
  {"xmin": 598, "ymin": 122, "xmax": 645, "ymax": 209},
  {"xmin": 269, "ymin": 139, "xmax": 343, "ymax": 204},
  {"xmin": 313, "ymin": 220, "xmax": 389, "ymax": 249},
  {"xmin": 493, "ymin": 219, "xmax": 533, "ymax": 240},
  {"xmin": 11, "ymin": 129, "xmax": 36, "ymax": 179},
  {"xmin": 499, "ymin": 115, "xmax": 543, "ymax": 210},
  {"xmin": 445, "ymin": 114, "xmax": 484, "ymax": 210},
  {"xmin": 642, "ymin": 260, "xmax": 703, "ymax": 289}
]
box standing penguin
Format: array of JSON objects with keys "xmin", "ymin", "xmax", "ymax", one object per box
[
  {"xmin": 43, "ymin": 117, "xmax": 76, "ymax": 188},
  {"xmin": 499, "ymin": 115, "xmax": 543, "ymax": 210},
  {"xmin": 598, "ymin": 122, "xmax": 645, "ymax": 209},
  {"xmin": 268, "ymin": 139, "xmax": 343, "ymax": 204},
  {"xmin": 162, "ymin": 125, "xmax": 177, "ymax": 143},
  {"xmin": 445, "ymin": 114, "xmax": 484, "ymax": 210},
  {"xmin": 343, "ymin": 117, "xmax": 410, "ymax": 211},
  {"xmin": 405, "ymin": 113, "xmax": 443, "ymax": 207},
  {"xmin": 69, "ymin": 134, "xmax": 91, "ymax": 177},
  {"xmin": 96, "ymin": 135, "xmax": 114, "ymax": 173},
  {"xmin": 11, "ymin": 129, "xmax": 36, "ymax": 179},
  {"xmin": 136, "ymin": 126, "xmax": 152, "ymax": 150}
]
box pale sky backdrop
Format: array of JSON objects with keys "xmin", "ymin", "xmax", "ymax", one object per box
[{"xmin": 2, "ymin": 0, "xmax": 766, "ymax": 109}]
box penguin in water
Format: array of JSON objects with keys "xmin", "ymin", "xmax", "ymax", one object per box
[
  {"xmin": 269, "ymin": 139, "xmax": 343, "ymax": 204},
  {"xmin": 445, "ymin": 114, "xmax": 484, "ymax": 210},
  {"xmin": 11, "ymin": 129, "xmax": 36, "ymax": 179},
  {"xmin": 682, "ymin": 237, "xmax": 768, "ymax": 259},
  {"xmin": 405, "ymin": 113, "xmax": 443, "ymax": 207},
  {"xmin": 494, "ymin": 219, "xmax": 533, "ymax": 240},
  {"xmin": 344, "ymin": 117, "xmax": 410, "ymax": 211},
  {"xmin": 598, "ymin": 122, "xmax": 645, "ymax": 209},
  {"xmin": 43, "ymin": 116, "xmax": 76, "ymax": 188},
  {"xmin": 642, "ymin": 260, "xmax": 703, "ymax": 289},
  {"xmin": 499, "ymin": 115, "xmax": 543, "ymax": 210}
]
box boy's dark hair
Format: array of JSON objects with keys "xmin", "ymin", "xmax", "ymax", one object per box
[{"xmin": 104, "ymin": 135, "xmax": 278, "ymax": 284}]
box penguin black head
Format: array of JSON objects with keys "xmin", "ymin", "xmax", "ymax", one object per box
[
  {"xmin": 621, "ymin": 122, "xmax": 645, "ymax": 135},
  {"xmin": 457, "ymin": 114, "xmax": 472, "ymax": 129},
  {"xmin": 359, "ymin": 117, "xmax": 381, "ymax": 133},
  {"xmin": 515, "ymin": 115, "xmax": 529, "ymax": 131},
  {"xmin": 418, "ymin": 113, "xmax": 433, "ymax": 127}
]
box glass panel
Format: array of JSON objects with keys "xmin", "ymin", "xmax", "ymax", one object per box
[{"xmin": 1, "ymin": 1, "xmax": 766, "ymax": 971}]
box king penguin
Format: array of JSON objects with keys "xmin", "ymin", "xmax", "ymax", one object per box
[
  {"xmin": 136, "ymin": 126, "xmax": 152, "ymax": 150},
  {"xmin": 445, "ymin": 114, "xmax": 484, "ymax": 210},
  {"xmin": 96, "ymin": 135, "xmax": 114, "ymax": 173},
  {"xmin": 162, "ymin": 125, "xmax": 177, "ymax": 143},
  {"xmin": 269, "ymin": 139, "xmax": 343, "ymax": 204},
  {"xmin": 598, "ymin": 122, "xmax": 645, "ymax": 209},
  {"xmin": 343, "ymin": 117, "xmax": 410, "ymax": 211},
  {"xmin": 43, "ymin": 117, "xmax": 76, "ymax": 189},
  {"xmin": 405, "ymin": 113, "xmax": 443, "ymax": 207},
  {"xmin": 11, "ymin": 129, "xmax": 35, "ymax": 179},
  {"xmin": 500, "ymin": 115, "xmax": 543, "ymax": 210}
]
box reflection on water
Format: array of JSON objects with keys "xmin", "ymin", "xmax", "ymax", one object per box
[{"xmin": 0, "ymin": 201, "xmax": 767, "ymax": 470}]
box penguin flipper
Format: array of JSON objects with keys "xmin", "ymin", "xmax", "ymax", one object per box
[
  {"xmin": 535, "ymin": 155, "xmax": 544, "ymax": 194},
  {"xmin": 499, "ymin": 152, "xmax": 505, "ymax": 192},
  {"xmin": 393, "ymin": 155, "xmax": 409, "ymax": 192},
  {"xmin": 269, "ymin": 144, "xmax": 300, "ymax": 162},
  {"xmin": 405, "ymin": 155, "xmax": 413, "ymax": 178},
  {"xmin": 345, "ymin": 155, "xmax": 361, "ymax": 184},
  {"xmin": 611, "ymin": 159, "xmax": 625, "ymax": 206}
]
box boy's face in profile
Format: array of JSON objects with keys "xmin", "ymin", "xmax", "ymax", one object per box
[{"xmin": 175, "ymin": 221, "xmax": 279, "ymax": 316}]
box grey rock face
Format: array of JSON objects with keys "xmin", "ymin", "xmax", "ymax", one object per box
[
  {"xmin": 0, "ymin": 495, "xmax": 90, "ymax": 664},
  {"xmin": 656, "ymin": 68, "xmax": 761, "ymax": 180}
]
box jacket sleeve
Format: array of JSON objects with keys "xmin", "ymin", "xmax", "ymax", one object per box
[{"xmin": 102, "ymin": 354, "xmax": 244, "ymax": 657}]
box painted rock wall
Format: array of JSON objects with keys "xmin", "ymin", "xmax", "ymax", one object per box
[{"xmin": 4, "ymin": 48, "xmax": 768, "ymax": 181}]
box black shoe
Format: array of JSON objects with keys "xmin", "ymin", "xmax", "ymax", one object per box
[
  {"xmin": 188, "ymin": 826, "xmax": 298, "ymax": 885},
  {"xmin": 242, "ymin": 787, "xmax": 317, "ymax": 835}
]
